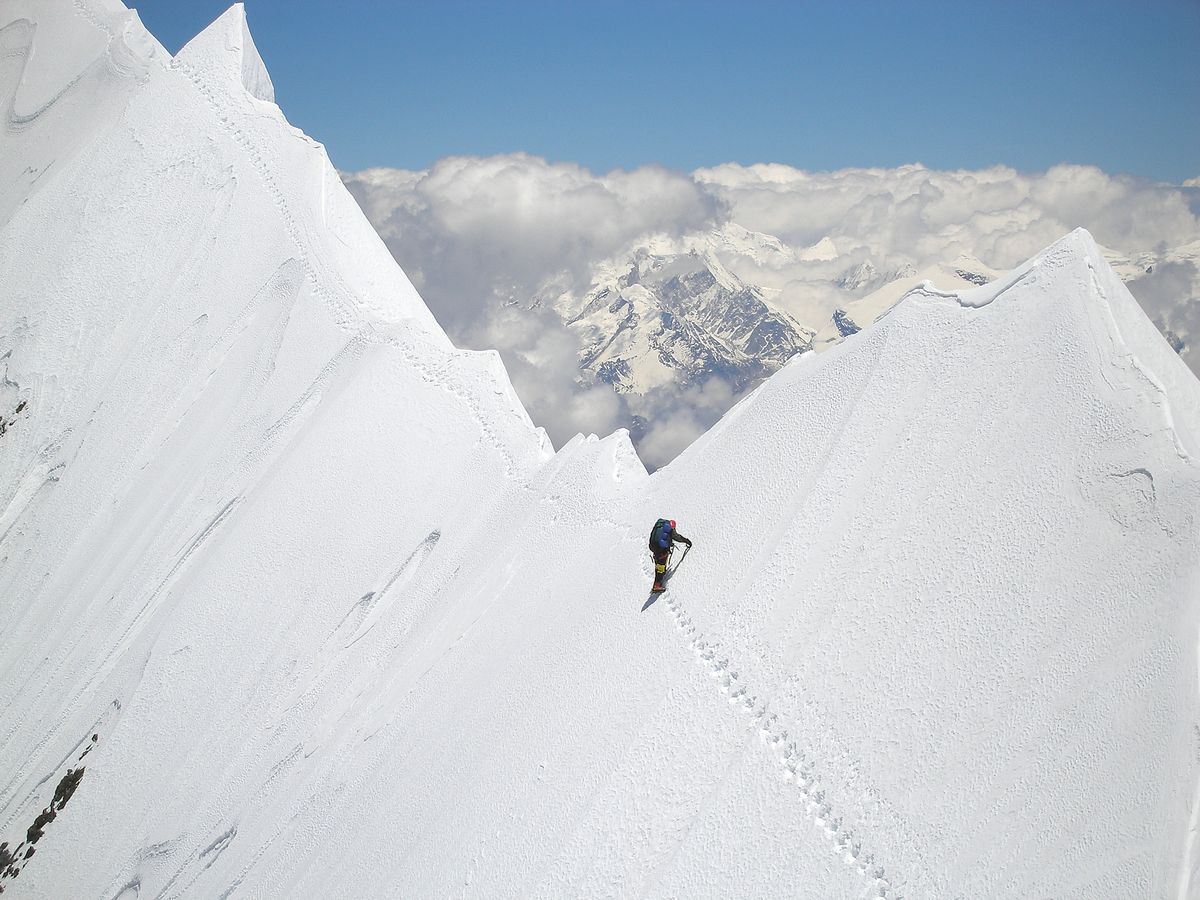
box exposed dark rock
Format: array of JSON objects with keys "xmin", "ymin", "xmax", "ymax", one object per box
[
  {"xmin": 954, "ymin": 269, "xmax": 991, "ymax": 286},
  {"xmin": 53, "ymin": 767, "xmax": 85, "ymax": 811},
  {"xmin": 4, "ymin": 765, "xmax": 87, "ymax": 887},
  {"xmin": 833, "ymin": 309, "xmax": 861, "ymax": 337},
  {"xmin": 26, "ymin": 808, "xmax": 55, "ymax": 845},
  {"xmin": 596, "ymin": 358, "xmax": 631, "ymax": 389}
]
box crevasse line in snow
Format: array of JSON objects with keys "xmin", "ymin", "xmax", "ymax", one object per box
[{"xmin": 0, "ymin": 458, "xmax": 61, "ymax": 545}]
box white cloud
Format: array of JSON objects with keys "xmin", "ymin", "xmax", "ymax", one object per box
[
  {"xmin": 696, "ymin": 162, "xmax": 1200, "ymax": 271},
  {"xmin": 463, "ymin": 304, "xmax": 629, "ymax": 449},
  {"xmin": 634, "ymin": 377, "xmax": 739, "ymax": 471},
  {"xmin": 343, "ymin": 154, "xmax": 725, "ymax": 456},
  {"xmin": 344, "ymin": 156, "xmax": 1200, "ymax": 467},
  {"xmin": 637, "ymin": 408, "xmax": 706, "ymax": 471},
  {"xmin": 345, "ymin": 154, "xmax": 722, "ymax": 330},
  {"xmin": 1126, "ymin": 260, "xmax": 1199, "ymax": 371}
]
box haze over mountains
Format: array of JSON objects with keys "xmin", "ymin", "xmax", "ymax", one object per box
[
  {"xmin": 345, "ymin": 159, "xmax": 1200, "ymax": 467},
  {"xmin": 1, "ymin": 3, "xmax": 1198, "ymax": 899}
]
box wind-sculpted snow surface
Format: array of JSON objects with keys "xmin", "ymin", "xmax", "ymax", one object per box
[{"xmin": 1, "ymin": 3, "xmax": 1199, "ymax": 899}]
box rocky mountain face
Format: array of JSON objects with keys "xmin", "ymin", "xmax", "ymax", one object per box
[
  {"xmin": 545, "ymin": 229, "xmax": 1002, "ymax": 402},
  {"xmin": 558, "ymin": 244, "xmax": 814, "ymax": 396}
]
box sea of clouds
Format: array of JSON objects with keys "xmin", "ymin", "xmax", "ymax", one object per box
[{"xmin": 344, "ymin": 158, "xmax": 1200, "ymax": 467}]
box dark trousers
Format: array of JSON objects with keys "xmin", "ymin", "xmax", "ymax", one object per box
[{"xmin": 652, "ymin": 547, "xmax": 670, "ymax": 586}]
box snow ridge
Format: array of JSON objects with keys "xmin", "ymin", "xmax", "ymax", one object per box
[
  {"xmin": 165, "ymin": 54, "xmax": 365, "ymax": 334},
  {"xmin": 176, "ymin": 4, "xmax": 274, "ymax": 104}
]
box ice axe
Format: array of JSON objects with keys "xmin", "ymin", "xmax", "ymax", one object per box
[{"xmin": 667, "ymin": 543, "xmax": 691, "ymax": 577}]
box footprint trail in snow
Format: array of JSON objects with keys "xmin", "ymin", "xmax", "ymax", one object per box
[{"xmin": 661, "ymin": 589, "xmax": 898, "ymax": 899}]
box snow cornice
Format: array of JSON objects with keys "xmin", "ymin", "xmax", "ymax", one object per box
[{"xmin": 177, "ymin": 3, "xmax": 274, "ymax": 104}]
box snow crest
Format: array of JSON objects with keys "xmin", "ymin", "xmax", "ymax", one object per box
[{"xmin": 176, "ymin": 3, "xmax": 274, "ymax": 104}]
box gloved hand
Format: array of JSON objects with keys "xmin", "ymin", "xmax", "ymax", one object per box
[{"xmin": 683, "ymin": 538, "xmax": 693, "ymax": 547}]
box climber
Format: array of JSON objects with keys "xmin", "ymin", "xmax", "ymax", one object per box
[{"xmin": 648, "ymin": 518, "xmax": 691, "ymax": 593}]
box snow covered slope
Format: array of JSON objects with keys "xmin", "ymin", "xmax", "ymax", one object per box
[
  {"xmin": 2, "ymin": 3, "xmax": 1199, "ymax": 899},
  {"xmin": 0, "ymin": 2, "xmax": 551, "ymax": 892}
]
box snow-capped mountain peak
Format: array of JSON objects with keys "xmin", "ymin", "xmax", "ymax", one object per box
[
  {"xmin": 798, "ymin": 235, "xmax": 839, "ymax": 262},
  {"xmin": 836, "ymin": 259, "xmax": 880, "ymax": 291},
  {"xmin": 557, "ymin": 237, "xmax": 812, "ymax": 397},
  {"xmin": 177, "ymin": 3, "xmax": 275, "ymax": 103},
  {"xmin": 707, "ymin": 222, "xmax": 799, "ymax": 267}
]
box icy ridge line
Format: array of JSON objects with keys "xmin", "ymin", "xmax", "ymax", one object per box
[
  {"xmin": 898, "ymin": 227, "xmax": 1196, "ymax": 463},
  {"xmin": 159, "ymin": 3, "xmax": 546, "ymax": 466}
]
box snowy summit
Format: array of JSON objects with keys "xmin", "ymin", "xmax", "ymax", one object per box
[{"xmin": 1, "ymin": 3, "xmax": 1199, "ymax": 898}]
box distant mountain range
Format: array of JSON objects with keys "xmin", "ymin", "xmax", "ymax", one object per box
[
  {"xmin": 343, "ymin": 170, "xmax": 1199, "ymax": 459},
  {"xmin": 555, "ymin": 235, "xmax": 813, "ymax": 397},
  {"xmin": 538, "ymin": 225, "xmax": 1198, "ymax": 404},
  {"xmin": 532, "ymin": 226, "xmax": 1002, "ymax": 406}
]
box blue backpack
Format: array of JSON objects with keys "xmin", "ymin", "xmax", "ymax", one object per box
[{"xmin": 649, "ymin": 518, "xmax": 673, "ymax": 551}]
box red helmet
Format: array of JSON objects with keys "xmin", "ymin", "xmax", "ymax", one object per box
[{"xmin": 669, "ymin": 519, "xmax": 676, "ymax": 528}]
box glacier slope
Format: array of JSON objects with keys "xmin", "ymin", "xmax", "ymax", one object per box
[
  {"xmin": 0, "ymin": 3, "xmax": 1198, "ymax": 899},
  {"xmin": 0, "ymin": 2, "xmax": 549, "ymax": 894}
]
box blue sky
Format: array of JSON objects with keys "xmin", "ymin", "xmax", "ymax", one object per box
[{"xmin": 128, "ymin": 0, "xmax": 1199, "ymax": 182}]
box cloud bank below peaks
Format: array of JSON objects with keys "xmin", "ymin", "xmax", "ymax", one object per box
[{"xmin": 344, "ymin": 157, "xmax": 1200, "ymax": 468}]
